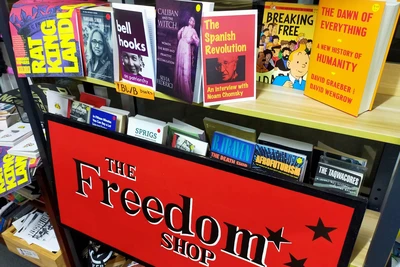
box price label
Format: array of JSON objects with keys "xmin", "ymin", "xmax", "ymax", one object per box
[{"xmin": 115, "ymin": 81, "xmax": 155, "ymax": 100}]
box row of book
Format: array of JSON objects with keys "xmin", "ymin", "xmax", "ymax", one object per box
[
  {"xmin": 47, "ymin": 89, "xmax": 368, "ymax": 196},
  {"xmin": 8, "ymin": 0, "xmax": 400, "ymax": 115}
]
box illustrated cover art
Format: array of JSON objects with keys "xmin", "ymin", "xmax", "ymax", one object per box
[
  {"xmin": 9, "ymin": 1, "xmax": 98, "ymax": 77},
  {"xmin": 201, "ymin": 10, "xmax": 257, "ymax": 105},
  {"xmin": 257, "ymin": 3, "xmax": 318, "ymax": 90},
  {"xmin": 304, "ymin": 0, "xmax": 385, "ymax": 116},
  {"xmin": 79, "ymin": 7, "xmax": 114, "ymax": 83},
  {"xmin": 0, "ymin": 147, "xmax": 32, "ymax": 198},
  {"xmin": 70, "ymin": 101, "xmax": 92, "ymax": 123},
  {"xmin": 113, "ymin": 7, "xmax": 155, "ymax": 90},
  {"xmin": 156, "ymin": 0, "xmax": 203, "ymax": 103},
  {"xmin": 252, "ymin": 143, "xmax": 307, "ymax": 181},
  {"xmin": 210, "ymin": 131, "xmax": 256, "ymax": 168}
]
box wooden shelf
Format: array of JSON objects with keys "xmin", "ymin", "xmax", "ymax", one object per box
[
  {"xmin": 73, "ymin": 77, "xmax": 400, "ymax": 145},
  {"xmin": 349, "ymin": 209, "xmax": 380, "ymax": 267}
]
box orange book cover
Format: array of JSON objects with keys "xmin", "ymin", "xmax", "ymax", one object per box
[{"xmin": 304, "ymin": 0, "xmax": 385, "ymax": 116}]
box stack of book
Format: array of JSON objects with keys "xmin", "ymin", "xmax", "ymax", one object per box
[{"xmin": 0, "ymin": 103, "xmax": 18, "ymax": 130}]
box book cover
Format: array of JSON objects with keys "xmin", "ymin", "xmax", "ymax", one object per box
[
  {"xmin": 258, "ymin": 132, "xmax": 313, "ymax": 181},
  {"xmin": 46, "ymin": 90, "xmax": 74, "ymax": 117},
  {"xmin": 257, "ymin": 3, "xmax": 318, "ymax": 90},
  {"xmin": 155, "ymin": 0, "xmax": 203, "ymax": 103},
  {"xmin": 314, "ymin": 161, "xmax": 364, "ymax": 196},
  {"xmin": 0, "ymin": 147, "xmax": 32, "ymax": 198},
  {"xmin": 113, "ymin": 5, "xmax": 156, "ymax": 91},
  {"xmin": 79, "ymin": 7, "xmax": 114, "ymax": 83},
  {"xmin": 89, "ymin": 108, "xmax": 117, "ymax": 131},
  {"xmin": 127, "ymin": 116, "xmax": 167, "ymax": 145},
  {"xmin": 8, "ymin": 135, "xmax": 39, "ymax": 159},
  {"xmin": 9, "ymin": 1, "xmax": 98, "ymax": 77},
  {"xmin": 0, "ymin": 122, "xmax": 32, "ymax": 147},
  {"xmin": 304, "ymin": 0, "xmax": 385, "ymax": 116},
  {"xmin": 80, "ymin": 92, "xmax": 107, "ymax": 108},
  {"xmin": 252, "ymin": 143, "xmax": 307, "ymax": 181},
  {"xmin": 201, "ymin": 10, "xmax": 257, "ymax": 105},
  {"xmin": 70, "ymin": 101, "xmax": 92, "ymax": 123},
  {"xmin": 171, "ymin": 133, "xmax": 208, "ymax": 156},
  {"xmin": 210, "ymin": 131, "xmax": 256, "ymax": 168}
]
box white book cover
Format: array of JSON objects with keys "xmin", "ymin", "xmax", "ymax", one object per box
[
  {"xmin": 0, "ymin": 122, "xmax": 32, "ymax": 146},
  {"xmin": 127, "ymin": 116, "xmax": 167, "ymax": 145},
  {"xmin": 8, "ymin": 135, "xmax": 39, "ymax": 158},
  {"xmin": 100, "ymin": 106, "xmax": 130, "ymax": 133},
  {"xmin": 113, "ymin": 3, "xmax": 157, "ymax": 92},
  {"xmin": 46, "ymin": 91, "xmax": 74, "ymax": 117},
  {"xmin": 172, "ymin": 132, "xmax": 208, "ymax": 156}
]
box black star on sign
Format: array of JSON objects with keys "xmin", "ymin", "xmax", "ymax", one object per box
[
  {"xmin": 284, "ymin": 253, "xmax": 307, "ymax": 267},
  {"xmin": 266, "ymin": 227, "xmax": 291, "ymax": 251},
  {"xmin": 306, "ymin": 218, "xmax": 337, "ymax": 242}
]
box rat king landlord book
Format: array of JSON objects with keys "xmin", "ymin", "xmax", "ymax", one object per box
[
  {"xmin": 201, "ymin": 10, "xmax": 257, "ymax": 106},
  {"xmin": 9, "ymin": 1, "xmax": 100, "ymax": 77}
]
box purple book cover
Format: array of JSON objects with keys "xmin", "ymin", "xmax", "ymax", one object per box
[
  {"xmin": 156, "ymin": 0, "xmax": 203, "ymax": 103},
  {"xmin": 114, "ymin": 8, "xmax": 153, "ymax": 88}
]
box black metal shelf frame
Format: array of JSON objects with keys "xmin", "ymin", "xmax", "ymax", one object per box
[{"xmin": 0, "ymin": 1, "xmax": 400, "ymax": 266}]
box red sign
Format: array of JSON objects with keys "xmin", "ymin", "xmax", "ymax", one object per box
[{"xmin": 46, "ymin": 115, "xmax": 366, "ymax": 267}]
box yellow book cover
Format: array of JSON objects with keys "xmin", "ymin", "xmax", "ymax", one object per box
[
  {"xmin": 304, "ymin": 0, "xmax": 385, "ymax": 116},
  {"xmin": 257, "ymin": 2, "xmax": 318, "ymax": 90}
]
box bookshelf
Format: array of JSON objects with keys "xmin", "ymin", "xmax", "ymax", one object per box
[
  {"xmin": 74, "ymin": 76, "xmax": 400, "ymax": 145},
  {"xmin": 350, "ymin": 210, "xmax": 380, "ymax": 267}
]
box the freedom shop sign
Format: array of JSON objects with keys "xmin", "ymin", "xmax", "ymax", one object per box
[{"xmin": 46, "ymin": 115, "xmax": 366, "ymax": 267}]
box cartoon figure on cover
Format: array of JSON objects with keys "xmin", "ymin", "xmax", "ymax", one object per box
[
  {"xmin": 175, "ymin": 16, "xmax": 200, "ymax": 102},
  {"xmin": 272, "ymin": 44, "xmax": 309, "ymax": 90}
]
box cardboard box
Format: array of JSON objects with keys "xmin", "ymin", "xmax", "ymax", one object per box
[{"xmin": 1, "ymin": 226, "xmax": 65, "ymax": 267}]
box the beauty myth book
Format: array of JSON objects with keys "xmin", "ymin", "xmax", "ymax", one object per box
[
  {"xmin": 201, "ymin": 10, "xmax": 257, "ymax": 106},
  {"xmin": 9, "ymin": 1, "xmax": 100, "ymax": 77},
  {"xmin": 304, "ymin": 0, "xmax": 400, "ymax": 116},
  {"xmin": 256, "ymin": 2, "xmax": 318, "ymax": 90},
  {"xmin": 112, "ymin": 3, "xmax": 157, "ymax": 92}
]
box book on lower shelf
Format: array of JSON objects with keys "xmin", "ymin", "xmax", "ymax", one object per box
[
  {"xmin": 127, "ymin": 115, "xmax": 168, "ymax": 145},
  {"xmin": 172, "ymin": 132, "xmax": 208, "ymax": 156},
  {"xmin": 203, "ymin": 117, "xmax": 256, "ymax": 143},
  {"xmin": 313, "ymin": 156, "xmax": 366, "ymax": 196},
  {"xmin": 304, "ymin": 0, "xmax": 400, "ymax": 116}
]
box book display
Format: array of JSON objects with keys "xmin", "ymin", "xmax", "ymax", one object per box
[{"xmin": 0, "ymin": 0, "xmax": 399, "ymax": 266}]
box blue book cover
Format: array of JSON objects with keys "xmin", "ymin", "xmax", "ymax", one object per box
[
  {"xmin": 90, "ymin": 109, "xmax": 117, "ymax": 131},
  {"xmin": 210, "ymin": 131, "xmax": 256, "ymax": 168},
  {"xmin": 252, "ymin": 144, "xmax": 307, "ymax": 181}
]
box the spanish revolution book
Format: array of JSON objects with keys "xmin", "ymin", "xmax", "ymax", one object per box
[
  {"xmin": 9, "ymin": 1, "xmax": 100, "ymax": 77},
  {"xmin": 78, "ymin": 6, "xmax": 114, "ymax": 83},
  {"xmin": 201, "ymin": 10, "xmax": 257, "ymax": 106},
  {"xmin": 112, "ymin": 3, "xmax": 157, "ymax": 92},
  {"xmin": 304, "ymin": 0, "xmax": 400, "ymax": 116},
  {"xmin": 257, "ymin": 2, "xmax": 318, "ymax": 90},
  {"xmin": 156, "ymin": 0, "xmax": 206, "ymax": 104}
]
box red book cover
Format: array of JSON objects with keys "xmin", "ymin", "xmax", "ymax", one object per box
[
  {"xmin": 80, "ymin": 92, "xmax": 107, "ymax": 108},
  {"xmin": 201, "ymin": 10, "xmax": 257, "ymax": 106}
]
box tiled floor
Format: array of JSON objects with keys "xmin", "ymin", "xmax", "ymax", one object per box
[{"xmin": 0, "ymin": 244, "xmax": 37, "ymax": 267}]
